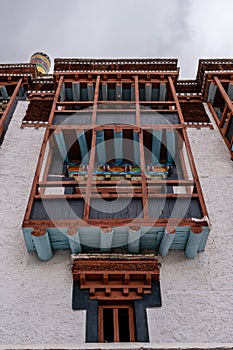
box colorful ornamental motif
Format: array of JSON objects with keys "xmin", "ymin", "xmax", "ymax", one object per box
[{"xmin": 30, "ymin": 52, "xmax": 51, "ymax": 74}]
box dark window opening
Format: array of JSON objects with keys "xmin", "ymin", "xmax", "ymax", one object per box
[
  {"xmin": 118, "ymin": 308, "xmax": 130, "ymax": 342},
  {"xmin": 99, "ymin": 303, "xmax": 135, "ymax": 343},
  {"xmin": 103, "ymin": 308, "xmax": 114, "ymax": 342}
]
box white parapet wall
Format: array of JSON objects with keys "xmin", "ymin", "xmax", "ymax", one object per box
[
  {"xmin": 0, "ymin": 101, "xmax": 233, "ymax": 348},
  {"xmin": 147, "ymin": 104, "xmax": 233, "ymax": 344},
  {"xmin": 0, "ymin": 101, "xmax": 86, "ymax": 346}
]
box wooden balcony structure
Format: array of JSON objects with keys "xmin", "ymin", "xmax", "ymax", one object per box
[{"xmin": 21, "ymin": 59, "xmax": 211, "ymax": 261}]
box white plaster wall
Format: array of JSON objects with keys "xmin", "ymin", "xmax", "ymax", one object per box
[
  {"xmin": 0, "ymin": 101, "xmax": 233, "ymax": 349},
  {"xmin": 0, "ymin": 102, "xmax": 85, "ymax": 347},
  {"xmin": 147, "ymin": 105, "xmax": 233, "ymax": 344}
]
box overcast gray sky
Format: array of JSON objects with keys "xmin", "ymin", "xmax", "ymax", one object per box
[{"xmin": 1, "ymin": 0, "xmax": 233, "ymax": 78}]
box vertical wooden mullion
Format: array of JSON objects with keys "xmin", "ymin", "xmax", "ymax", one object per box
[
  {"xmin": 24, "ymin": 75, "xmax": 73, "ymax": 222},
  {"xmin": 40, "ymin": 148, "xmax": 52, "ymax": 195},
  {"xmin": 23, "ymin": 128, "xmax": 51, "ymax": 221},
  {"xmin": 176, "ymin": 129, "xmax": 191, "ymax": 195},
  {"xmin": 128, "ymin": 305, "xmax": 136, "ymax": 342},
  {"xmin": 214, "ymin": 76, "xmax": 233, "ymax": 136},
  {"xmin": 207, "ymin": 101, "xmax": 221, "ymax": 126},
  {"xmin": 83, "ymin": 75, "xmax": 100, "ymax": 220},
  {"xmin": 98, "ymin": 306, "xmax": 104, "ymax": 343},
  {"xmin": 168, "ymin": 75, "xmax": 185, "ymax": 124},
  {"xmin": 182, "ymin": 128, "xmax": 209, "ymax": 217},
  {"xmin": 135, "ymin": 76, "xmax": 149, "ymax": 218},
  {"xmin": 113, "ymin": 308, "xmax": 119, "ymax": 342},
  {"xmin": 223, "ymin": 112, "xmax": 233, "ymax": 137},
  {"xmin": 219, "ymin": 104, "xmax": 228, "ymax": 128},
  {"xmin": 214, "ymin": 76, "xmax": 233, "ymax": 115},
  {"xmin": 48, "ymin": 75, "xmax": 64, "ymax": 125},
  {"xmin": 0, "ymin": 78, "xmax": 23, "ymax": 138},
  {"xmin": 168, "ymin": 75, "xmax": 208, "ymax": 217}
]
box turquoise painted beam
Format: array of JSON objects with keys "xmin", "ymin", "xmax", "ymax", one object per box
[
  {"xmin": 159, "ymin": 229, "xmax": 176, "ymax": 256},
  {"xmin": 22, "ymin": 228, "xmax": 35, "ymax": 252},
  {"xmin": 131, "ymin": 84, "xmax": 135, "ymax": 101},
  {"xmin": 0, "ymin": 86, "xmax": 8, "ymax": 99},
  {"xmin": 60, "ymin": 83, "xmax": 66, "ymax": 101},
  {"xmin": 72, "ymin": 82, "xmax": 80, "ymax": 101},
  {"xmin": 116, "ymin": 84, "xmax": 122, "ymax": 100},
  {"xmin": 207, "ymin": 83, "xmax": 217, "ymax": 103},
  {"xmin": 96, "ymin": 130, "xmax": 106, "ymax": 165},
  {"xmin": 145, "ymin": 83, "xmax": 152, "ymax": 101},
  {"xmin": 166, "ymin": 130, "xmax": 175, "ymax": 164},
  {"xmin": 227, "ymin": 83, "xmax": 233, "ymax": 100},
  {"xmin": 54, "ymin": 131, "xmax": 69, "ymax": 164},
  {"xmin": 185, "ymin": 227, "xmax": 204, "ymax": 258},
  {"xmin": 159, "ymin": 83, "xmax": 167, "ymax": 101},
  {"xmin": 100, "ymin": 229, "xmax": 113, "ymax": 253},
  {"xmin": 102, "ymin": 83, "xmax": 108, "ymax": 100},
  {"xmin": 114, "ymin": 130, "xmax": 123, "ymax": 165},
  {"xmin": 76, "ymin": 131, "xmax": 89, "ymax": 164},
  {"xmin": 68, "ymin": 229, "xmax": 82, "ymax": 254},
  {"xmin": 152, "ymin": 129, "xmax": 162, "ymax": 164},
  {"xmin": 31, "ymin": 231, "xmax": 53, "ymax": 261},
  {"xmin": 133, "ymin": 131, "xmax": 140, "ymax": 165},
  {"xmin": 128, "ymin": 228, "xmax": 141, "ymax": 253},
  {"xmin": 87, "ymin": 83, "xmax": 94, "ymax": 101}
]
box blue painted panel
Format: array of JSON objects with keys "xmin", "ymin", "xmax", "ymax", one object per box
[
  {"xmin": 152, "ymin": 129, "xmax": 162, "ymax": 164},
  {"xmin": 108, "ymin": 88, "xmax": 116, "ymax": 100},
  {"xmin": 18, "ymin": 86, "xmax": 25, "ymax": 98},
  {"xmin": 97, "ymin": 112, "xmax": 136, "ymax": 125},
  {"xmin": 128, "ymin": 228, "xmax": 141, "ymax": 253},
  {"xmin": 47, "ymin": 228, "xmax": 70, "ymax": 250},
  {"xmin": 68, "ymin": 230, "xmax": 82, "ymax": 254},
  {"xmin": 78, "ymin": 227, "xmax": 101, "ymax": 250},
  {"xmin": 133, "ymin": 131, "xmax": 140, "ymax": 165},
  {"xmin": 72, "ymin": 82, "xmax": 80, "ymax": 101},
  {"xmin": 131, "ymin": 84, "xmax": 135, "ymax": 101},
  {"xmin": 60, "ymin": 83, "xmax": 66, "ymax": 101},
  {"xmin": 66, "ymin": 87, "xmax": 73, "ymax": 101},
  {"xmin": 151, "ymin": 88, "xmax": 159, "ymax": 101},
  {"xmin": 139, "ymin": 88, "xmax": 145, "ymax": 101},
  {"xmin": 114, "ymin": 131, "xmax": 123, "ymax": 165},
  {"xmin": 76, "ymin": 131, "xmax": 89, "ymax": 163},
  {"xmin": 53, "ymin": 112, "xmax": 92, "ymax": 125},
  {"xmin": 116, "ymin": 84, "xmax": 122, "ymax": 100},
  {"xmin": 166, "ymin": 130, "xmax": 175, "ymax": 164},
  {"xmin": 100, "ymin": 229, "xmax": 113, "ymax": 253},
  {"xmin": 170, "ymin": 228, "xmax": 190, "ymax": 250},
  {"xmin": 207, "ymin": 83, "xmax": 217, "ymax": 103},
  {"xmin": 112, "ymin": 227, "xmax": 128, "ymax": 249},
  {"xmin": 140, "ymin": 230, "xmax": 164, "ymax": 251},
  {"xmin": 159, "ymin": 229, "xmax": 176, "ymax": 256},
  {"xmin": 101, "ymin": 83, "xmax": 108, "ymax": 100},
  {"xmin": 54, "ymin": 131, "xmax": 69, "ymax": 164},
  {"xmin": 159, "ymin": 83, "xmax": 167, "ymax": 101},
  {"xmin": 122, "ymin": 87, "xmax": 131, "ymax": 101},
  {"xmin": 0, "ymin": 86, "xmax": 8, "ymax": 99},
  {"xmin": 96, "ymin": 130, "xmax": 106, "ymax": 165},
  {"xmin": 80, "ymin": 87, "xmax": 88, "ymax": 101},
  {"xmin": 145, "ymin": 84, "xmax": 152, "ymax": 101},
  {"xmin": 87, "ymin": 84, "xmax": 94, "ymax": 101}
]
